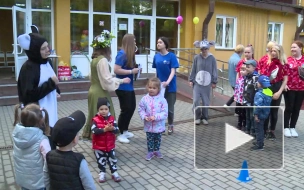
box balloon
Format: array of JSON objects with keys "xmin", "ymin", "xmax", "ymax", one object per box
[
  {"xmin": 193, "ymin": 17, "xmax": 199, "ymax": 25},
  {"xmin": 139, "ymin": 20, "xmax": 145, "ymax": 27},
  {"xmin": 176, "ymin": 16, "xmax": 183, "ymax": 25}
]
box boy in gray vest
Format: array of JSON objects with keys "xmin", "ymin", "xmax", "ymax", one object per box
[{"xmin": 44, "ymin": 110, "xmax": 96, "ymax": 190}]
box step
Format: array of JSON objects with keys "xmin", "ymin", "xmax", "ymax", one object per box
[{"xmin": 0, "ymin": 87, "xmax": 147, "ymax": 106}]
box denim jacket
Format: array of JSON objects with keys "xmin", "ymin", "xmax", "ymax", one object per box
[
  {"xmin": 254, "ymin": 88, "xmax": 273, "ymax": 120},
  {"xmin": 138, "ymin": 93, "xmax": 168, "ymax": 133}
]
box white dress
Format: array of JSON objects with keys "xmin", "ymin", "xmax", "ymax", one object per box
[{"xmin": 38, "ymin": 62, "xmax": 58, "ymax": 127}]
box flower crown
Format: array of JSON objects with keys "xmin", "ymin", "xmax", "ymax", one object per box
[{"xmin": 90, "ymin": 30, "xmax": 115, "ymax": 48}]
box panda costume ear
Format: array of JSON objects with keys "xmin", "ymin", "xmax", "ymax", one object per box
[
  {"xmin": 31, "ymin": 25, "xmax": 39, "ymax": 34},
  {"xmin": 17, "ymin": 34, "xmax": 31, "ymax": 50},
  {"xmin": 193, "ymin": 41, "xmax": 201, "ymax": 48}
]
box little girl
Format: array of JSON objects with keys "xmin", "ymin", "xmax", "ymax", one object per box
[
  {"xmin": 91, "ymin": 97, "xmax": 121, "ymax": 183},
  {"xmin": 138, "ymin": 77, "xmax": 168, "ymax": 161},
  {"xmin": 234, "ymin": 64, "xmax": 247, "ymax": 130},
  {"xmin": 12, "ymin": 103, "xmax": 51, "ymax": 190}
]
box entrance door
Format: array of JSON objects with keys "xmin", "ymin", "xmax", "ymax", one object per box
[
  {"xmin": 113, "ymin": 15, "xmax": 156, "ymax": 74},
  {"xmin": 12, "ymin": 6, "xmax": 29, "ymax": 81}
]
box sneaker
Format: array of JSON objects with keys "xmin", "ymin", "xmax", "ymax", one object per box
[
  {"xmin": 250, "ymin": 145, "xmax": 264, "ymax": 151},
  {"xmin": 223, "ymin": 104, "xmax": 230, "ymax": 111},
  {"xmin": 202, "ymin": 119, "xmax": 208, "ymax": 125},
  {"xmin": 264, "ymin": 131, "xmax": 269, "ymax": 139},
  {"xmin": 234, "ymin": 113, "xmax": 239, "ymax": 117},
  {"xmin": 123, "ymin": 131, "xmax": 134, "ymax": 139},
  {"xmin": 154, "ymin": 151, "xmax": 163, "ymax": 159},
  {"xmin": 268, "ymin": 132, "xmax": 276, "ymax": 141},
  {"xmin": 290, "ymin": 128, "xmax": 298, "ymax": 137},
  {"xmin": 284, "ymin": 128, "xmax": 292, "ymax": 137},
  {"xmin": 195, "ymin": 119, "xmax": 201, "ymax": 125},
  {"xmin": 98, "ymin": 172, "xmax": 106, "ymax": 183},
  {"xmin": 117, "ymin": 135, "xmax": 130, "ymax": 143},
  {"xmin": 146, "ymin": 152, "xmax": 154, "ymax": 161},
  {"xmin": 111, "ymin": 172, "xmax": 121, "ymax": 182},
  {"xmin": 168, "ymin": 126, "xmax": 173, "ymax": 135},
  {"xmin": 252, "ymin": 142, "xmax": 265, "ymax": 147}
]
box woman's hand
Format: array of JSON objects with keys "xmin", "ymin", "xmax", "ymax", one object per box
[
  {"xmin": 51, "ymin": 76, "xmax": 59, "ymax": 85},
  {"xmin": 57, "ymin": 93, "xmax": 61, "ymax": 99},
  {"xmin": 131, "ymin": 68, "xmax": 140, "ymax": 74},
  {"xmin": 272, "ymin": 92, "xmax": 281, "ymax": 100},
  {"xmin": 162, "ymin": 81, "xmax": 169, "ymax": 87},
  {"xmin": 189, "ymin": 82, "xmax": 193, "ymax": 87},
  {"xmin": 254, "ymin": 115, "xmax": 260, "ymax": 122},
  {"xmin": 212, "ymin": 83, "xmax": 216, "ymax": 89},
  {"xmin": 285, "ymin": 85, "xmax": 289, "ymax": 91},
  {"xmin": 123, "ymin": 77, "xmax": 131, "ymax": 84}
]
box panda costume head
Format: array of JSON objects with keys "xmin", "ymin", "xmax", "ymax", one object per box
[{"xmin": 17, "ymin": 25, "xmax": 49, "ymax": 64}]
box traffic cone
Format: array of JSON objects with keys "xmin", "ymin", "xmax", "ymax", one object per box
[{"xmin": 237, "ymin": 160, "xmax": 252, "ymax": 183}]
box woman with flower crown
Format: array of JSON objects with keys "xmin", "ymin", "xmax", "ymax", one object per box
[{"xmin": 82, "ymin": 30, "xmax": 131, "ymax": 140}]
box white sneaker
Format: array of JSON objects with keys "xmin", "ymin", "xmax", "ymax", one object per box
[
  {"xmin": 284, "ymin": 128, "xmax": 292, "ymax": 137},
  {"xmin": 202, "ymin": 119, "xmax": 209, "ymax": 125},
  {"xmin": 117, "ymin": 135, "xmax": 130, "ymax": 143},
  {"xmin": 290, "ymin": 128, "xmax": 298, "ymax": 137},
  {"xmin": 123, "ymin": 131, "xmax": 134, "ymax": 138},
  {"xmin": 195, "ymin": 119, "xmax": 201, "ymax": 125},
  {"xmin": 98, "ymin": 172, "xmax": 106, "ymax": 183},
  {"xmin": 223, "ymin": 104, "xmax": 230, "ymax": 111}
]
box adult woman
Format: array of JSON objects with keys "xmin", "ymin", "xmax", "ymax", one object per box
[
  {"xmin": 235, "ymin": 45, "xmax": 257, "ymax": 79},
  {"xmin": 284, "ymin": 41, "xmax": 304, "ymax": 137},
  {"xmin": 259, "ymin": 44, "xmax": 288, "ymax": 140},
  {"xmin": 152, "ymin": 37, "xmax": 179, "ymax": 135},
  {"xmin": 258, "ymin": 41, "xmax": 277, "ymax": 75},
  {"xmin": 114, "ymin": 34, "xmax": 140, "ymax": 143},
  {"xmin": 82, "ymin": 30, "xmax": 131, "ymax": 139},
  {"xmin": 224, "ymin": 44, "xmax": 244, "ymax": 109}
]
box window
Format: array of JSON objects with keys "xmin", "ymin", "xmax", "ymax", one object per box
[
  {"xmin": 0, "ymin": 0, "xmax": 25, "ymax": 8},
  {"xmin": 268, "ymin": 22, "xmax": 283, "ymax": 44},
  {"xmin": 156, "ymin": 19, "xmax": 178, "ymax": 48},
  {"xmin": 71, "ymin": 13, "xmax": 89, "ymax": 53},
  {"xmin": 156, "ymin": 0, "xmax": 179, "ymax": 17},
  {"xmin": 215, "ymin": 16, "xmax": 236, "ymax": 49},
  {"xmin": 116, "ymin": 0, "xmax": 152, "ymax": 15}
]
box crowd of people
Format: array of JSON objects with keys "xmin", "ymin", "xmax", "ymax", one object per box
[
  {"xmin": 225, "ymin": 41, "xmax": 304, "ymax": 149},
  {"xmin": 10, "ymin": 26, "xmax": 304, "ymax": 189}
]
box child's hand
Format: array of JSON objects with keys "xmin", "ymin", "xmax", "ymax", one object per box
[
  {"xmin": 254, "ymin": 115, "xmax": 259, "ymax": 122},
  {"xmin": 150, "ymin": 116, "xmax": 155, "ymax": 121},
  {"xmin": 104, "ymin": 124, "xmax": 114, "ymax": 132},
  {"xmin": 145, "ymin": 117, "xmax": 151, "ymax": 121}
]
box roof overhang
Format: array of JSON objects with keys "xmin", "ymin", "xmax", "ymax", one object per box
[{"xmin": 217, "ymin": 0, "xmax": 304, "ymax": 14}]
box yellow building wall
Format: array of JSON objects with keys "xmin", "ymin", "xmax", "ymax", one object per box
[
  {"xmin": 179, "ymin": 0, "xmax": 298, "ymax": 71},
  {"xmin": 54, "ymin": 0, "xmax": 70, "ymax": 66}
]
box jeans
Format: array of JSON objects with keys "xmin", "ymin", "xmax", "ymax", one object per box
[
  {"xmin": 115, "ymin": 90, "xmax": 136, "ymax": 134},
  {"xmin": 164, "ymin": 88, "xmax": 176, "ymax": 126},
  {"xmin": 255, "ymin": 119, "xmax": 265, "ymax": 148},
  {"xmin": 284, "ymin": 90, "xmax": 304, "ymax": 128}
]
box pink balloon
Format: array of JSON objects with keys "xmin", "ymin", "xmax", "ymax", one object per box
[{"xmin": 176, "ymin": 16, "xmax": 183, "ymax": 25}]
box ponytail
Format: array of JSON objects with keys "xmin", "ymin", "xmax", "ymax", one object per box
[
  {"xmin": 40, "ymin": 108, "xmax": 50, "ymax": 136},
  {"xmin": 13, "ymin": 104, "xmax": 22, "ymax": 126}
]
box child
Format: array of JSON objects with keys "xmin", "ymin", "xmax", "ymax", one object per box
[
  {"xmin": 12, "ymin": 103, "xmax": 51, "ymax": 190},
  {"xmin": 91, "ymin": 97, "xmax": 121, "ymax": 183},
  {"xmin": 243, "ymin": 59, "xmax": 259, "ymax": 136},
  {"xmin": 44, "ymin": 110, "xmax": 96, "ymax": 190},
  {"xmin": 251, "ymin": 75, "xmax": 273, "ymax": 150},
  {"xmin": 138, "ymin": 77, "xmax": 168, "ymax": 161},
  {"xmin": 234, "ymin": 64, "xmax": 247, "ymax": 130}
]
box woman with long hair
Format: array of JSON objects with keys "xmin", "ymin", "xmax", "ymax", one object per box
[
  {"xmin": 152, "ymin": 37, "xmax": 179, "ymax": 135},
  {"xmin": 284, "ymin": 41, "xmax": 304, "ymax": 137},
  {"xmin": 258, "ymin": 41, "xmax": 277, "ymax": 75},
  {"xmin": 82, "ymin": 30, "xmax": 130, "ymax": 139},
  {"xmin": 235, "ymin": 45, "xmax": 257, "ymax": 79},
  {"xmin": 114, "ymin": 34, "xmax": 140, "ymax": 143},
  {"xmin": 260, "ymin": 44, "xmax": 288, "ymax": 140}
]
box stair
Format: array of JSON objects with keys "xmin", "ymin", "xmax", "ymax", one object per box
[{"xmin": 0, "ymin": 75, "xmax": 152, "ymax": 106}]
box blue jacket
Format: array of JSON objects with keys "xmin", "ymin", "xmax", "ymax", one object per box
[
  {"xmin": 254, "ymin": 88, "xmax": 273, "ymax": 120},
  {"xmin": 228, "ymin": 53, "xmax": 241, "ymax": 87}
]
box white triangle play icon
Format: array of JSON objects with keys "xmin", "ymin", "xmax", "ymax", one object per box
[{"xmin": 225, "ymin": 123, "xmax": 254, "ymax": 153}]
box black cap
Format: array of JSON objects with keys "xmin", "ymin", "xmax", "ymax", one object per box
[
  {"xmin": 52, "ymin": 110, "xmax": 86, "ymax": 147},
  {"xmin": 97, "ymin": 97, "xmax": 110, "ymax": 111}
]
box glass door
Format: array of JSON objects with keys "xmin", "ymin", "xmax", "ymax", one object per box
[
  {"xmin": 12, "ymin": 6, "xmax": 29, "ymax": 81},
  {"xmin": 113, "ymin": 15, "xmax": 155, "ymax": 73}
]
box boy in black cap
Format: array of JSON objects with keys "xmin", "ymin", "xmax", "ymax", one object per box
[
  {"xmin": 243, "ymin": 59, "xmax": 259, "ymax": 136},
  {"xmin": 251, "ymin": 75, "xmax": 273, "ymax": 150},
  {"xmin": 44, "ymin": 110, "xmax": 96, "ymax": 190},
  {"xmin": 91, "ymin": 97, "xmax": 121, "ymax": 183}
]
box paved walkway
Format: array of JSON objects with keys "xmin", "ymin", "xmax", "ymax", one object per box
[{"xmin": 0, "ymin": 95, "xmax": 304, "ymax": 189}]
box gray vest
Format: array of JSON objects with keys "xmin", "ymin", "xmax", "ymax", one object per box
[{"xmin": 13, "ymin": 124, "xmax": 48, "ymax": 189}]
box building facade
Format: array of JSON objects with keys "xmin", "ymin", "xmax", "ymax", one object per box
[{"xmin": 0, "ymin": 0, "xmax": 303, "ymax": 79}]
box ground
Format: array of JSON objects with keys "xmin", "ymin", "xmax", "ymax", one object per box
[{"xmin": 0, "ymin": 95, "xmax": 304, "ymax": 190}]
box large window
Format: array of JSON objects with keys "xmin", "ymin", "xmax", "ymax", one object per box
[
  {"xmin": 215, "ymin": 16, "xmax": 236, "ymax": 49},
  {"xmin": 0, "ymin": 0, "xmax": 26, "ymax": 8},
  {"xmin": 71, "ymin": 13, "xmax": 89, "ymax": 53},
  {"xmin": 116, "ymin": 0, "xmax": 152, "ymax": 15},
  {"xmin": 268, "ymin": 22, "xmax": 283, "ymax": 44},
  {"xmin": 32, "ymin": 12, "xmax": 52, "ymax": 46},
  {"xmin": 156, "ymin": 0, "xmax": 179, "ymax": 17}
]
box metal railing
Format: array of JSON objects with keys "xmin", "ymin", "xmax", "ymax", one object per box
[{"xmin": 144, "ymin": 47, "xmax": 232, "ymax": 96}]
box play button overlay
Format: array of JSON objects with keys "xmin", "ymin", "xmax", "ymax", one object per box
[
  {"xmin": 225, "ymin": 123, "xmax": 253, "ymax": 153},
  {"xmin": 194, "ymin": 106, "xmax": 284, "ymax": 170}
]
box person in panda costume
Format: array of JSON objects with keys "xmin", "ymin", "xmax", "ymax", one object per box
[
  {"xmin": 17, "ymin": 28, "xmax": 60, "ymax": 149},
  {"xmin": 189, "ymin": 40, "xmax": 218, "ymax": 125}
]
